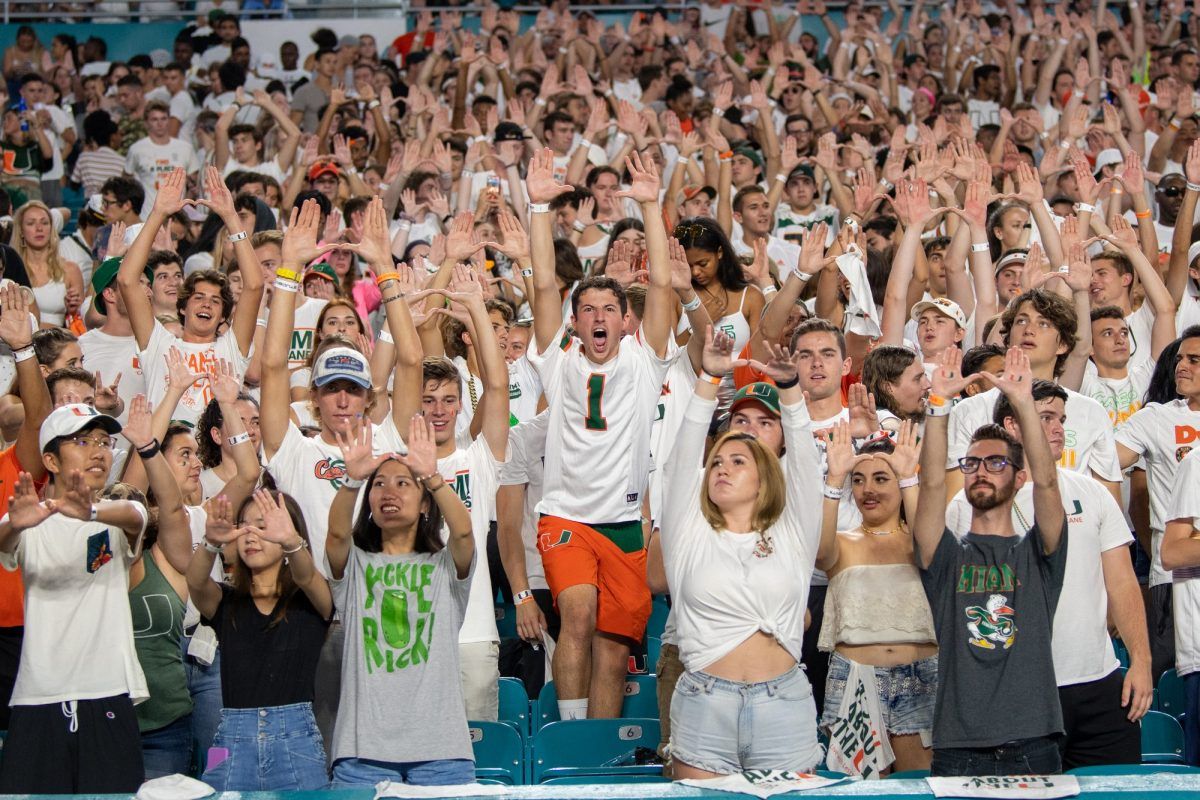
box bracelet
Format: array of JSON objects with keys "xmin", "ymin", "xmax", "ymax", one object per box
[
  {"xmin": 282, "ymin": 539, "xmax": 308, "ymax": 554},
  {"xmin": 879, "ymin": 177, "xmax": 894, "ymax": 191},
  {"xmin": 227, "ymin": 432, "xmax": 251, "ymax": 447},
  {"xmin": 202, "ymin": 538, "xmax": 224, "ymax": 553},
  {"xmin": 970, "ymin": 242, "xmax": 990, "ymax": 253},
  {"xmin": 135, "ymin": 438, "xmax": 161, "ymax": 459},
  {"xmin": 773, "ymin": 172, "xmax": 787, "ymax": 184},
  {"xmin": 276, "ymin": 267, "xmax": 301, "ymax": 282},
  {"xmin": 1075, "ymin": 202, "xmax": 1097, "ymax": 214},
  {"xmin": 761, "ymin": 284, "xmax": 778, "ymax": 296},
  {"xmin": 1059, "ymin": 139, "xmax": 1071, "ymax": 149},
  {"xmin": 713, "ymin": 108, "xmax": 725, "ymax": 117},
  {"xmin": 698, "ymin": 370, "xmax": 723, "ymax": 385},
  {"xmin": 677, "ymin": 155, "xmax": 690, "ymax": 165},
  {"xmin": 534, "ymin": 97, "xmax": 547, "ymax": 107},
  {"xmin": 529, "ymin": 202, "xmax": 550, "ymax": 213},
  {"xmin": 681, "ymin": 294, "xmax": 702, "ymax": 312},
  {"xmin": 1135, "ymin": 209, "xmax": 1153, "ymax": 219},
  {"xmin": 1171, "ymin": 118, "xmax": 1182, "ymax": 130},
  {"xmin": 375, "ymin": 272, "xmax": 401, "ymax": 286},
  {"xmin": 340, "ymin": 476, "xmax": 365, "ymax": 490},
  {"xmin": 12, "ymin": 345, "xmax": 35, "ymax": 363},
  {"xmin": 514, "ymin": 589, "xmax": 535, "ymax": 605},
  {"xmin": 274, "ymin": 277, "xmax": 299, "ymax": 293},
  {"xmin": 793, "ymin": 268, "xmax": 815, "ymax": 283},
  {"xmin": 381, "ymin": 293, "xmax": 403, "ymax": 305},
  {"xmin": 774, "ymin": 375, "xmax": 799, "ymax": 389},
  {"xmin": 578, "ymin": 138, "xmax": 592, "ymax": 150},
  {"xmin": 898, "ymin": 475, "xmax": 920, "ymax": 489},
  {"xmin": 90, "ymin": 503, "xmax": 99, "ymax": 522},
  {"xmin": 367, "ymin": 99, "xmax": 381, "ymax": 110},
  {"xmin": 1111, "ymin": 187, "xmax": 1124, "ymax": 195},
  {"xmin": 395, "ymin": 219, "xmax": 412, "ymax": 231},
  {"xmin": 572, "ymin": 219, "xmax": 587, "ymax": 233},
  {"xmin": 227, "ymin": 230, "xmax": 248, "ymax": 243},
  {"xmin": 822, "ymin": 484, "xmax": 844, "ymax": 500}
]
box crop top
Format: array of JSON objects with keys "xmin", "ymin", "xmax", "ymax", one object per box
[{"xmin": 817, "ymin": 562, "xmax": 937, "ymax": 652}]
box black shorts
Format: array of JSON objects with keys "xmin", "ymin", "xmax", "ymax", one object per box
[
  {"xmin": 0, "ymin": 694, "xmax": 144, "ymax": 793},
  {"xmin": 1058, "ymin": 668, "xmax": 1142, "ymax": 771}
]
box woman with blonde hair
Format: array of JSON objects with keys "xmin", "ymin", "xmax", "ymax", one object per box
[
  {"xmin": 661, "ymin": 328, "xmax": 824, "ymax": 778},
  {"xmin": 10, "ymin": 200, "xmax": 83, "ymax": 328}
]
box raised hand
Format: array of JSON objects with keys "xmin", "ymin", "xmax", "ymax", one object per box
[
  {"xmin": 0, "ymin": 284, "xmax": 32, "ymax": 349},
  {"xmin": 745, "ymin": 341, "xmax": 799, "ymax": 384},
  {"xmin": 197, "ymin": 164, "xmax": 237, "ymax": 224},
  {"xmin": 399, "ymin": 414, "xmax": 438, "ymax": 482},
  {"xmin": 931, "ymin": 345, "xmax": 981, "ymax": 398},
  {"xmin": 93, "ymin": 371, "xmax": 123, "ymax": 417},
  {"xmin": 334, "ymin": 420, "xmax": 388, "ymax": 482},
  {"xmin": 1013, "ymin": 161, "xmax": 1044, "ymax": 206},
  {"xmin": 489, "ymin": 209, "xmax": 530, "ymax": 264},
  {"xmin": 444, "ymin": 211, "xmax": 485, "ymax": 262},
  {"xmin": 880, "ymin": 419, "xmax": 920, "ymax": 480},
  {"xmin": 246, "ymin": 490, "xmax": 301, "ymax": 546},
  {"xmin": 576, "ymin": 196, "xmax": 596, "ymax": 227},
  {"xmin": 797, "ymin": 223, "xmax": 829, "ymax": 277},
  {"xmin": 846, "ymin": 381, "xmax": 879, "ymax": 438},
  {"xmin": 981, "ymin": 346, "xmax": 1033, "ymax": 401},
  {"xmin": 667, "ymin": 237, "xmax": 693, "ymax": 293},
  {"xmin": 152, "ymin": 168, "xmax": 193, "ymax": 218},
  {"xmin": 122, "ymin": 394, "xmax": 154, "ymax": 450},
  {"xmin": 282, "ymin": 199, "xmax": 341, "ymax": 266},
  {"xmin": 743, "ymin": 238, "xmax": 771, "ymax": 288},
  {"xmin": 1187, "ymin": 139, "xmax": 1200, "ymax": 186},
  {"xmin": 615, "ymin": 151, "xmax": 661, "ymax": 204},
  {"xmin": 700, "ymin": 326, "xmax": 737, "ymax": 377},
  {"xmin": 824, "ymin": 421, "xmax": 857, "ymax": 483},
  {"xmin": 1061, "ymin": 240, "xmax": 1093, "ymax": 293},
  {"xmin": 47, "ymin": 471, "xmax": 96, "ymax": 521},
  {"xmin": 525, "ymin": 148, "xmax": 573, "ymax": 204},
  {"xmin": 8, "ymin": 472, "xmax": 52, "ymax": 531},
  {"xmin": 165, "ymin": 347, "xmax": 205, "ymax": 394},
  {"xmin": 204, "ymin": 494, "xmax": 240, "ymax": 544},
  {"xmin": 345, "ymin": 196, "xmax": 392, "ymax": 267},
  {"xmin": 207, "ymin": 358, "xmax": 241, "ymax": 404},
  {"xmin": 603, "ymin": 238, "xmax": 647, "ymax": 288}
]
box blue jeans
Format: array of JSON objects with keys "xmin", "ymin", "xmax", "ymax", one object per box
[
  {"xmin": 202, "ymin": 702, "xmax": 328, "ymax": 790},
  {"xmin": 181, "ymin": 634, "xmax": 222, "ymax": 756},
  {"xmin": 931, "ymin": 736, "xmax": 1062, "ymax": 776},
  {"xmin": 1185, "ymin": 672, "xmax": 1200, "ymax": 766},
  {"xmin": 141, "ymin": 713, "xmax": 194, "ymax": 779},
  {"xmin": 331, "ymin": 757, "xmax": 474, "ymax": 787}
]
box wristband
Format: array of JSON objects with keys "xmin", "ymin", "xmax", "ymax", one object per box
[
  {"xmin": 1111, "ymin": 186, "xmax": 1124, "ymax": 195},
  {"xmin": 578, "ymin": 138, "xmax": 592, "ymax": 150},
  {"xmin": 681, "ymin": 294, "xmax": 702, "ymax": 312},
  {"xmin": 90, "ymin": 503, "xmax": 99, "ymax": 522},
  {"xmin": 822, "ymin": 484, "xmax": 844, "ymax": 500},
  {"xmin": 677, "ymin": 155, "xmax": 690, "ymax": 165},
  {"xmin": 572, "ymin": 219, "xmax": 587, "ymax": 232},
  {"xmin": 276, "ymin": 267, "xmax": 301, "ymax": 282},
  {"xmin": 761, "ymin": 284, "xmax": 778, "ymax": 296},
  {"xmin": 1171, "ymin": 118, "xmax": 1183, "ymax": 130},
  {"xmin": 514, "ymin": 589, "xmax": 535, "ymax": 605},
  {"xmin": 274, "ymin": 277, "xmax": 299, "ymax": 293},
  {"xmin": 282, "ymin": 539, "xmax": 309, "ymax": 554},
  {"xmin": 698, "ymin": 370, "xmax": 723, "ymax": 385},
  {"xmin": 718, "ymin": 151, "xmax": 733, "ymax": 161},
  {"xmin": 713, "ymin": 108, "xmax": 725, "ymax": 117},
  {"xmin": 927, "ymin": 393, "xmax": 949, "ymax": 409},
  {"xmin": 535, "ymin": 97, "xmax": 547, "ymax": 107},
  {"xmin": 898, "ymin": 475, "xmax": 920, "ymax": 489},
  {"xmin": 528, "ymin": 202, "xmax": 550, "ymax": 213},
  {"xmin": 1059, "ymin": 139, "xmax": 1071, "ymax": 149},
  {"xmin": 1135, "ymin": 209, "xmax": 1153, "ymax": 219},
  {"xmin": 367, "ymin": 99, "xmax": 381, "ymax": 110},
  {"xmin": 1189, "ymin": 182, "xmax": 1200, "ymax": 193},
  {"xmin": 136, "ymin": 438, "xmax": 161, "ymax": 459},
  {"xmin": 396, "ymin": 219, "xmax": 412, "ymax": 231},
  {"xmin": 879, "ymin": 177, "xmax": 894, "ymax": 191},
  {"xmin": 1075, "ymin": 202, "xmax": 1097, "ymax": 214},
  {"xmin": 227, "ymin": 230, "xmax": 248, "ymax": 243},
  {"xmin": 201, "ymin": 538, "xmax": 224, "ymax": 554},
  {"xmin": 775, "ymin": 173, "xmax": 787, "ymax": 183},
  {"xmin": 375, "ymin": 272, "xmax": 401, "ymax": 286},
  {"xmin": 339, "ymin": 476, "xmax": 365, "ymax": 490},
  {"xmin": 226, "ymin": 432, "xmax": 251, "ymax": 447},
  {"xmin": 774, "ymin": 375, "xmax": 799, "ymax": 389},
  {"xmin": 970, "ymin": 242, "xmax": 990, "ymax": 253},
  {"xmin": 558, "ymin": 46, "xmax": 568, "ymax": 55},
  {"xmin": 793, "ymin": 268, "xmax": 815, "ymax": 283},
  {"xmin": 521, "ymin": 267, "xmax": 534, "ymax": 277},
  {"xmin": 12, "ymin": 345, "xmax": 34, "ymax": 363},
  {"xmin": 378, "ymin": 326, "xmax": 394, "ymax": 344}
]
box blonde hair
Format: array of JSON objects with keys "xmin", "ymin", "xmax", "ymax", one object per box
[
  {"xmin": 11, "ymin": 201, "xmax": 65, "ymax": 283},
  {"xmin": 699, "ymin": 431, "xmax": 786, "ymax": 533}
]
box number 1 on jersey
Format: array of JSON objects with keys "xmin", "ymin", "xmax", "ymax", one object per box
[{"xmin": 585, "ymin": 373, "xmax": 608, "ymax": 431}]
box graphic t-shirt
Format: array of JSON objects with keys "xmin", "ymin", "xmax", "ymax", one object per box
[
  {"xmin": 919, "ymin": 522, "xmax": 1069, "ymax": 749},
  {"xmin": 329, "ymin": 544, "xmax": 474, "ymax": 764},
  {"xmin": 270, "ymin": 296, "xmax": 326, "ymax": 370},
  {"xmin": 124, "ymin": 137, "xmax": 200, "ymax": 215},
  {"xmin": 140, "ymin": 320, "xmax": 250, "ymax": 427}
]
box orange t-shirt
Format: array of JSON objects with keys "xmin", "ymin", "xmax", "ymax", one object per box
[{"xmin": 0, "ymin": 445, "xmax": 45, "ymax": 628}]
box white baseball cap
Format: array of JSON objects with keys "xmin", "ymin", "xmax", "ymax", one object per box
[
  {"xmin": 39, "ymin": 404, "xmax": 121, "ymax": 453},
  {"xmin": 910, "ymin": 297, "xmax": 967, "ymax": 329},
  {"xmin": 1094, "ymin": 148, "xmax": 1123, "ymax": 175},
  {"xmin": 311, "ymin": 346, "xmax": 371, "ymax": 389}
]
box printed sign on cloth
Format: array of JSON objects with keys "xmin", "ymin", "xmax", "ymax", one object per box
[
  {"xmin": 824, "ymin": 659, "xmax": 894, "ymax": 779},
  {"xmin": 926, "ymin": 775, "xmax": 1081, "ymax": 799},
  {"xmin": 680, "ymin": 769, "xmax": 846, "ymax": 797}
]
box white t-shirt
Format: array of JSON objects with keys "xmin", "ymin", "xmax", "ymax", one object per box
[
  {"xmin": 1, "ymin": 505, "xmax": 149, "ymax": 705},
  {"xmin": 508, "ymin": 355, "xmax": 542, "ymax": 425},
  {"xmin": 947, "ymin": 468, "xmax": 1130, "ymax": 686},
  {"xmin": 1080, "ymin": 359, "xmax": 1155, "ymax": 429},
  {"xmin": 648, "ymin": 348, "xmax": 697, "ymax": 524},
  {"xmin": 125, "ymin": 137, "xmax": 200, "ymax": 216},
  {"xmin": 1115, "ymin": 399, "xmax": 1200, "ymax": 587},
  {"xmin": 168, "ymin": 89, "xmax": 198, "ymax": 143},
  {"xmin": 730, "ymin": 226, "xmax": 803, "ymax": 274},
  {"xmin": 279, "ymin": 297, "xmax": 327, "ymax": 370},
  {"xmin": 948, "ymin": 387, "xmax": 1122, "ymax": 482},
  {"xmin": 528, "ymin": 323, "xmax": 671, "ymax": 523},
  {"xmin": 140, "ymin": 320, "xmax": 250, "ymax": 427},
  {"xmin": 59, "ymin": 233, "xmax": 94, "ymax": 287},
  {"xmin": 220, "ymin": 156, "xmax": 285, "ymax": 184},
  {"xmin": 497, "ymin": 412, "xmax": 549, "ymax": 592},
  {"xmin": 79, "ymin": 328, "xmax": 147, "ymax": 426},
  {"xmin": 1166, "ymin": 449, "xmax": 1200, "ymax": 677}
]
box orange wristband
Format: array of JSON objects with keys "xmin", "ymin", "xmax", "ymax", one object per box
[
  {"xmin": 375, "ymin": 272, "xmax": 400, "ymax": 286},
  {"xmin": 1135, "ymin": 210, "xmax": 1153, "ymax": 219}
]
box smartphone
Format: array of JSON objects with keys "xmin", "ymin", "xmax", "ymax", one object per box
[
  {"xmin": 206, "ymin": 747, "xmax": 231, "ymax": 771},
  {"xmin": 486, "ymin": 174, "xmax": 501, "ymax": 201}
]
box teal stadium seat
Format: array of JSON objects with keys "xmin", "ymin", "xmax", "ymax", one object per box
[
  {"xmin": 1069, "ymin": 763, "xmax": 1200, "ymax": 776},
  {"xmin": 541, "ymin": 775, "xmax": 671, "ymax": 785},
  {"xmin": 535, "ymin": 677, "xmax": 660, "ymax": 730},
  {"xmin": 646, "ymin": 595, "xmax": 670, "ymax": 641},
  {"xmin": 498, "ymin": 677, "xmax": 530, "ymax": 740},
  {"xmin": 1141, "ymin": 710, "xmax": 1186, "ymax": 764},
  {"xmin": 1157, "ymin": 669, "xmax": 1186, "ymax": 719},
  {"xmin": 1113, "ymin": 637, "xmax": 1131, "ymax": 669},
  {"xmin": 495, "ymin": 600, "xmax": 518, "ymax": 640},
  {"xmin": 531, "ymin": 718, "xmax": 662, "ymax": 783},
  {"xmin": 887, "ymin": 769, "xmax": 932, "ymax": 779},
  {"xmin": 645, "ymin": 636, "xmax": 662, "ymax": 675},
  {"xmin": 535, "ymin": 680, "xmax": 560, "ymax": 730},
  {"xmin": 469, "ymin": 721, "xmax": 524, "ymax": 784}
]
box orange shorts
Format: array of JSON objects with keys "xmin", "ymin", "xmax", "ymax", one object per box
[{"xmin": 537, "ymin": 515, "xmax": 651, "ymax": 642}]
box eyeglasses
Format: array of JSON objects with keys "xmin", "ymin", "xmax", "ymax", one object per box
[
  {"xmin": 64, "ymin": 435, "xmax": 116, "ymax": 451},
  {"xmin": 1161, "ymin": 187, "xmax": 1184, "ymax": 198},
  {"xmin": 958, "ymin": 455, "xmax": 1012, "ymax": 474}
]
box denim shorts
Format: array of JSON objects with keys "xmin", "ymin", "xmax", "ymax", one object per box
[
  {"xmin": 202, "ymin": 702, "xmax": 328, "ymax": 791},
  {"xmin": 669, "ymin": 665, "xmax": 823, "ymax": 774},
  {"xmin": 820, "ymin": 651, "xmax": 937, "ymax": 737},
  {"xmin": 330, "ymin": 757, "xmax": 475, "ymax": 787}
]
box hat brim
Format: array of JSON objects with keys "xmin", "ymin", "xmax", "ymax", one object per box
[
  {"xmin": 730, "ymin": 396, "xmax": 781, "ymax": 417},
  {"xmin": 312, "ymin": 373, "xmax": 372, "ymax": 390},
  {"xmin": 41, "ymin": 415, "xmax": 122, "ymax": 453}
]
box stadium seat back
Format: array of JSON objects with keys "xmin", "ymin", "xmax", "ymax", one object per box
[
  {"xmin": 621, "ymin": 674, "xmax": 659, "ymax": 719},
  {"xmin": 498, "ymin": 677, "xmax": 530, "ymax": 739},
  {"xmin": 1141, "ymin": 710, "xmax": 1186, "ymax": 764},
  {"xmin": 1068, "ymin": 763, "xmax": 1200, "ymax": 776},
  {"xmin": 531, "ymin": 718, "xmax": 661, "ymax": 783},
  {"xmin": 535, "ymin": 680, "xmax": 560, "ymax": 730},
  {"xmin": 646, "ymin": 595, "xmax": 670, "ymax": 641},
  {"xmin": 470, "ymin": 721, "xmax": 524, "ymax": 784},
  {"xmin": 1157, "ymin": 669, "xmax": 1186, "ymax": 718}
]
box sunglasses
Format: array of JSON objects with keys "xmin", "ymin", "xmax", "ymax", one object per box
[
  {"xmin": 1161, "ymin": 187, "xmax": 1184, "ymax": 198},
  {"xmin": 958, "ymin": 455, "xmax": 1012, "ymax": 474}
]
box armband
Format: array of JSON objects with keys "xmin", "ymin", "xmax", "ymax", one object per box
[
  {"xmin": 793, "ymin": 268, "xmax": 815, "ymax": 283},
  {"xmin": 775, "ymin": 173, "xmax": 787, "ymax": 183},
  {"xmin": 515, "ymin": 589, "xmax": 535, "ymax": 605},
  {"xmin": 971, "ymin": 242, "xmax": 990, "ymax": 253},
  {"xmin": 227, "ymin": 230, "xmax": 248, "ymax": 243},
  {"xmin": 898, "ymin": 475, "xmax": 920, "ymax": 489},
  {"xmin": 681, "ymin": 294, "xmax": 702, "ymax": 312},
  {"xmin": 761, "ymin": 284, "xmax": 778, "ymax": 296},
  {"xmin": 528, "ymin": 202, "xmax": 550, "ymax": 213},
  {"xmin": 1188, "ymin": 182, "xmax": 1200, "ymax": 193},
  {"xmin": 1075, "ymin": 202, "xmax": 1097, "ymax": 214},
  {"xmin": 12, "ymin": 345, "xmax": 34, "ymax": 363},
  {"xmin": 698, "ymin": 371, "xmax": 723, "ymax": 385},
  {"xmin": 822, "ymin": 484, "xmax": 844, "ymax": 500},
  {"xmin": 274, "ymin": 277, "xmax": 299, "ymax": 293},
  {"xmin": 226, "ymin": 432, "xmax": 251, "ymax": 447}
]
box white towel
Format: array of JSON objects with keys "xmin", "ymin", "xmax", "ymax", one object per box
[
  {"xmin": 135, "ymin": 775, "xmax": 214, "ymax": 800},
  {"xmin": 836, "ymin": 247, "xmax": 881, "ymax": 338}
]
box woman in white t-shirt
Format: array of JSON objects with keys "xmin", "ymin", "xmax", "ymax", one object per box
[
  {"xmin": 10, "ymin": 201, "xmax": 83, "ymax": 327},
  {"xmin": 661, "ymin": 330, "xmax": 824, "ymax": 778}
]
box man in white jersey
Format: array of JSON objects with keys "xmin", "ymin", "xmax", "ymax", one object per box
[
  {"xmin": 1115, "ymin": 328, "xmax": 1200, "ymax": 680},
  {"xmin": 1159, "ymin": 448, "xmax": 1200, "ymax": 764},
  {"xmin": 525, "ymin": 147, "xmax": 674, "ymax": 719},
  {"xmin": 947, "ymin": 380, "xmax": 1152, "ymax": 769},
  {"xmin": 116, "ymin": 167, "xmax": 262, "ymax": 426}
]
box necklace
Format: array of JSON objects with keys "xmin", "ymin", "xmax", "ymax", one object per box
[{"xmin": 861, "ymin": 523, "xmax": 906, "ymax": 537}]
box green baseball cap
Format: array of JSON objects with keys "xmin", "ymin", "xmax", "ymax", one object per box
[
  {"xmin": 91, "ymin": 257, "xmax": 152, "ymax": 316},
  {"xmin": 730, "ymin": 382, "xmax": 781, "ymax": 417},
  {"xmin": 732, "ymin": 146, "xmax": 764, "ymax": 170},
  {"xmin": 304, "ymin": 262, "xmax": 338, "ymax": 283}
]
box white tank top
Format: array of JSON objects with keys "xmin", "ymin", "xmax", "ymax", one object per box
[{"xmin": 31, "ymin": 279, "xmax": 66, "ymax": 327}]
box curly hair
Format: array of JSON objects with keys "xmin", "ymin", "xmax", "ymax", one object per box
[
  {"xmin": 196, "ymin": 392, "xmax": 259, "ymax": 469},
  {"xmin": 998, "ymin": 289, "xmax": 1078, "ymax": 378}
]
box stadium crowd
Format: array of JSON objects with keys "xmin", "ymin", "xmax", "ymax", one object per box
[{"xmin": 2, "ymin": 0, "xmax": 1200, "ymax": 790}]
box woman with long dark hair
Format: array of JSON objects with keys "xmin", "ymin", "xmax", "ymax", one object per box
[
  {"xmin": 325, "ymin": 416, "xmax": 476, "ymax": 787},
  {"xmin": 187, "ymin": 488, "xmax": 332, "ymax": 790}
]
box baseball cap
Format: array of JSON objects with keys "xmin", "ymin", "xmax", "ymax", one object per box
[
  {"xmin": 311, "ymin": 346, "xmax": 371, "ymax": 389},
  {"xmin": 730, "ymin": 382, "xmax": 781, "ymax": 417},
  {"xmin": 86, "ymin": 194, "xmax": 105, "ymax": 215},
  {"xmin": 91, "ymin": 257, "xmax": 153, "ymax": 315},
  {"xmin": 1188, "ymin": 240, "xmax": 1200, "ymax": 268},
  {"xmin": 786, "ymin": 164, "xmax": 816, "ymax": 184},
  {"xmin": 304, "ymin": 262, "xmax": 337, "ymax": 283},
  {"xmin": 678, "ymin": 184, "xmax": 716, "ymax": 204},
  {"xmin": 994, "ymin": 249, "xmax": 1028, "ymax": 274},
  {"xmin": 149, "ymin": 49, "xmax": 171, "ymax": 68},
  {"xmin": 494, "ymin": 121, "xmax": 530, "ymax": 142},
  {"xmin": 910, "ymin": 297, "xmax": 967, "ymax": 329},
  {"xmin": 308, "ymin": 161, "xmax": 340, "ymax": 181},
  {"xmin": 731, "ymin": 146, "xmax": 763, "ymax": 170},
  {"xmin": 1094, "ymin": 148, "xmax": 1123, "ymax": 175},
  {"xmin": 39, "ymin": 404, "xmax": 122, "ymax": 454}
]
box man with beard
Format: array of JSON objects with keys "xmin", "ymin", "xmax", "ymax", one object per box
[
  {"xmin": 914, "ymin": 346, "xmax": 1068, "ymax": 776},
  {"xmin": 860, "ymin": 345, "xmax": 931, "ymax": 431}
]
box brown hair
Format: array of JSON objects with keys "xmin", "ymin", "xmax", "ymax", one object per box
[
  {"xmin": 229, "ymin": 490, "xmax": 312, "ymax": 627},
  {"xmin": 177, "ymin": 269, "xmax": 235, "ymax": 324},
  {"xmin": 699, "ymin": 431, "xmax": 786, "ymax": 534},
  {"xmin": 861, "ymin": 345, "xmax": 918, "ymax": 417},
  {"xmin": 998, "ymin": 289, "xmax": 1078, "ymax": 377}
]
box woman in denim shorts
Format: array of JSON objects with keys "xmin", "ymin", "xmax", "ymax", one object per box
[
  {"xmin": 660, "ymin": 330, "xmax": 826, "ymax": 779},
  {"xmin": 816, "ymin": 426, "xmax": 938, "ymax": 773}
]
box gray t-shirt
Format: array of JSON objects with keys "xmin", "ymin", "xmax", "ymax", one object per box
[
  {"xmin": 918, "ymin": 523, "xmax": 1068, "ymax": 750},
  {"xmin": 330, "ymin": 544, "xmax": 475, "ymax": 764},
  {"xmin": 291, "ymin": 81, "xmax": 330, "ymax": 134}
]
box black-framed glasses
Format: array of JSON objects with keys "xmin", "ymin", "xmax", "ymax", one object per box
[
  {"xmin": 958, "ymin": 455, "xmax": 1012, "ymax": 474},
  {"xmin": 1161, "ymin": 187, "xmax": 1184, "ymax": 198}
]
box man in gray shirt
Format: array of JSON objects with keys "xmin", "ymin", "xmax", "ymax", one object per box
[
  {"xmin": 914, "ymin": 346, "xmax": 1068, "ymax": 776},
  {"xmin": 290, "ymin": 48, "xmax": 338, "ymax": 133}
]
